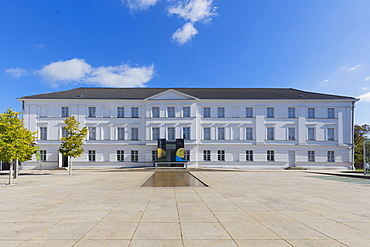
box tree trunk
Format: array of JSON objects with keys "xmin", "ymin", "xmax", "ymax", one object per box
[
  {"xmin": 68, "ymin": 156, "xmax": 72, "ymax": 176},
  {"xmin": 14, "ymin": 159, "xmax": 18, "ymax": 179},
  {"xmin": 8, "ymin": 160, "xmax": 13, "ymax": 185}
]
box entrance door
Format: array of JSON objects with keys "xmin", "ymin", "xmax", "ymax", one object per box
[
  {"xmin": 288, "ymin": 151, "xmax": 296, "ymax": 167},
  {"xmin": 62, "ymin": 156, "xmax": 68, "ymax": 167}
]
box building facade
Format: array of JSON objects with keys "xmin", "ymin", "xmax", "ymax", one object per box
[{"xmin": 19, "ymin": 88, "xmax": 357, "ymax": 170}]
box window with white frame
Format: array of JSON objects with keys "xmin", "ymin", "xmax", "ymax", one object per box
[
  {"xmin": 168, "ymin": 127, "xmax": 175, "ymax": 140},
  {"xmin": 203, "ymin": 107, "xmax": 211, "ymax": 118},
  {"xmin": 267, "ymin": 127, "xmax": 274, "ymax": 140},
  {"xmin": 204, "ymin": 127, "xmax": 211, "ymax": 140},
  {"xmin": 131, "ymin": 107, "xmax": 139, "ymax": 118},
  {"xmin": 327, "ymin": 151, "xmax": 335, "ymax": 162},
  {"xmin": 267, "ymin": 150, "xmax": 274, "ymax": 161},
  {"xmin": 308, "ymin": 128, "xmax": 315, "ymax": 140},
  {"xmin": 327, "ymin": 128, "xmax": 334, "ymax": 141},
  {"xmin": 184, "ymin": 150, "xmax": 190, "ymax": 161},
  {"xmin": 61, "ymin": 107, "xmax": 69, "ymax": 117},
  {"xmin": 131, "ymin": 128, "xmax": 139, "ymax": 140},
  {"xmin": 88, "ymin": 107, "xmax": 96, "ymax": 118},
  {"xmin": 152, "ymin": 127, "xmax": 160, "ymax": 140},
  {"xmin": 308, "ymin": 151, "xmax": 315, "ymax": 162},
  {"xmin": 117, "ymin": 150, "xmax": 124, "ymax": 162},
  {"xmin": 40, "ymin": 150, "xmax": 47, "ymax": 162},
  {"xmin": 246, "ymin": 150, "xmax": 253, "ymax": 161},
  {"xmin": 308, "ymin": 108, "xmax": 315, "ymax": 118},
  {"xmin": 246, "ymin": 107, "xmax": 253, "ymax": 118},
  {"xmin": 61, "ymin": 127, "xmax": 68, "ymax": 138},
  {"xmin": 217, "ymin": 107, "xmax": 225, "ymax": 118},
  {"xmin": 267, "ymin": 107, "xmax": 274, "ymax": 118},
  {"xmin": 218, "ymin": 127, "xmax": 225, "ymax": 140},
  {"xmin": 288, "ymin": 108, "xmax": 295, "ymax": 118},
  {"xmin": 167, "ymin": 107, "xmax": 175, "ymax": 117},
  {"xmin": 218, "ymin": 150, "xmax": 225, "ymax": 161},
  {"xmin": 117, "ymin": 127, "xmax": 125, "ymax": 140},
  {"xmin": 327, "ymin": 108, "xmax": 335, "ymax": 118},
  {"xmin": 203, "ymin": 150, "xmax": 211, "ymax": 161},
  {"xmin": 40, "ymin": 127, "xmax": 47, "ymax": 140},
  {"xmin": 117, "ymin": 107, "xmax": 125, "ymax": 118},
  {"xmin": 131, "ymin": 150, "xmax": 138, "ymax": 162},
  {"xmin": 152, "ymin": 107, "xmax": 160, "ymax": 118},
  {"xmin": 183, "ymin": 107, "xmax": 190, "ymax": 117},
  {"xmin": 288, "ymin": 127, "xmax": 295, "ymax": 140},
  {"xmin": 246, "ymin": 127, "xmax": 253, "ymax": 140},
  {"xmin": 88, "ymin": 150, "xmax": 96, "ymax": 162},
  {"xmin": 183, "ymin": 127, "xmax": 190, "ymax": 140},
  {"xmin": 89, "ymin": 127, "xmax": 96, "ymax": 140}
]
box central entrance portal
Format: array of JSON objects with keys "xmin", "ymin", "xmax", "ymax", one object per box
[{"xmin": 154, "ymin": 139, "xmax": 187, "ymax": 168}]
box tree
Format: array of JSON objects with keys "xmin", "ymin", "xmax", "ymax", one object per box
[
  {"xmin": 0, "ymin": 109, "xmax": 37, "ymax": 185},
  {"xmin": 59, "ymin": 116, "xmax": 88, "ymax": 175},
  {"xmin": 354, "ymin": 124, "xmax": 370, "ymax": 164}
]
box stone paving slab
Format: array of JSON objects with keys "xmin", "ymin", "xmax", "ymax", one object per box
[{"xmin": 1, "ymin": 169, "xmax": 370, "ymax": 246}]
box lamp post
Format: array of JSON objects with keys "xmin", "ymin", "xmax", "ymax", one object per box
[{"xmin": 364, "ymin": 138, "xmax": 370, "ymax": 175}]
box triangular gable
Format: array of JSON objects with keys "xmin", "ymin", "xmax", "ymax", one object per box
[{"xmin": 145, "ymin": 89, "xmax": 197, "ymax": 100}]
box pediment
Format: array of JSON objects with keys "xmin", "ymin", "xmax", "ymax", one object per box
[{"xmin": 145, "ymin": 89, "xmax": 197, "ymax": 100}]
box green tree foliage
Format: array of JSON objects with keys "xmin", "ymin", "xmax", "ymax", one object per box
[
  {"xmin": 0, "ymin": 109, "xmax": 37, "ymax": 184},
  {"xmin": 354, "ymin": 124, "xmax": 370, "ymax": 164},
  {"xmin": 59, "ymin": 116, "xmax": 87, "ymax": 175}
]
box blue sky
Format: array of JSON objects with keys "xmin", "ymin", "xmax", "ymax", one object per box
[{"xmin": 1, "ymin": 0, "xmax": 370, "ymax": 124}]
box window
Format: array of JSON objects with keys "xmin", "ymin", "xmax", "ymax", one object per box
[
  {"xmin": 327, "ymin": 108, "xmax": 335, "ymax": 118},
  {"xmin": 61, "ymin": 127, "xmax": 68, "ymax": 138},
  {"xmin": 288, "ymin": 108, "xmax": 295, "ymax": 118},
  {"xmin": 117, "ymin": 150, "xmax": 124, "ymax": 162},
  {"xmin": 88, "ymin": 150, "xmax": 96, "ymax": 162},
  {"xmin": 308, "ymin": 151, "xmax": 315, "ymax": 162},
  {"xmin": 40, "ymin": 150, "xmax": 46, "ymax": 162},
  {"xmin": 184, "ymin": 150, "xmax": 190, "ymax": 161},
  {"xmin": 246, "ymin": 107, "xmax": 253, "ymax": 118},
  {"xmin": 218, "ymin": 150, "xmax": 225, "ymax": 161},
  {"xmin": 267, "ymin": 127, "xmax": 274, "ymax": 140},
  {"xmin": 327, "ymin": 128, "xmax": 334, "ymax": 141},
  {"xmin": 308, "ymin": 108, "xmax": 315, "ymax": 118},
  {"xmin": 167, "ymin": 107, "xmax": 175, "ymax": 117},
  {"xmin": 246, "ymin": 127, "xmax": 253, "ymax": 140},
  {"xmin": 131, "ymin": 107, "xmax": 139, "ymax": 118},
  {"xmin": 61, "ymin": 107, "xmax": 69, "ymax": 117},
  {"xmin": 131, "ymin": 128, "xmax": 139, "ymax": 140},
  {"xmin": 183, "ymin": 107, "xmax": 190, "ymax": 117},
  {"xmin": 308, "ymin": 128, "xmax": 315, "ymax": 140},
  {"xmin": 288, "ymin": 128, "xmax": 295, "ymax": 140},
  {"xmin": 183, "ymin": 127, "xmax": 190, "ymax": 140},
  {"xmin": 217, "ymin": 107, "xmax": 225, "ymax": 118},
  {"xmin": 327, "ymin": 151, "xmax": 335, "ymax": 162},
  {"xmin": 89, "ymin": 127, "xmax": 96, "ymax": 140},
  {"xmin": 117, "ymin": 127, "xmax": 125, "ymax": 140},
  {"xmin": 152, "ymin": 150, "xmax": 158, "ymax": 161},
  {"xmin": 246, "ymin": 150, "xmax": 253, "ymax": 161},
  {"xmin": 218, "ymin": 127, "xmax": 225, "ymax": 140},
  {"xmin": 152, "ymin": 127, "xmax": 160, "ymax": 140},
  {"xmin": 267, "ymin": 150, "xmax": 274, "ymax": 161},
  {"xmin": 131, "ymin": 150, "xmax": 138, "ymax": 162},
  {"xmin": 117, "ymin": 107, "xmax": 125, "ymax": 118},
  {"xmin": 40, "ymin": 127, "xmax": 47, "ymax": 140},
  {"xmin": 168, "ymin": 127, "xmax": 175, "ymax": 140},
  {"xmin": 203, "ymin": 150, "xmax": 211, "ymax": 161},
  {"xmin": 267, "ymin": 107, "xmax": 274, "ymax": 118},
  {"xmin": 88, "ymin": 107, "xmax": 96, "ymax": 118},
  {"xmin": 203, "ymin": 107, "xmax": 211, "ymax": 118},
  {"xmin": 204, "ymin": 127, "xmax": 211, "ymax": 140},
  {"xmin": 152, "ymin": 107, "xmax": 160, "ymax": 118}
]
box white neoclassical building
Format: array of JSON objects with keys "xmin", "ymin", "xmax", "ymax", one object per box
[{"xmin": 18, "ymin": 87, "xmax": 357, "ymax": 170}]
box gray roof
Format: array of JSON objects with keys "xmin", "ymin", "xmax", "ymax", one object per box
[{"xmin": 20, "ymin": 87, "xmax": 356, "ymax": 100}]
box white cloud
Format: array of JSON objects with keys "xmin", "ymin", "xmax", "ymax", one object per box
[
  {"xmin": 364, "ymin": 76, "xmax": 370, "ymax": 81},
  {"xmin": 360, "ymin": 86, "xmax": 369, "ymax": 91},
  {"xmin": 123, "ymin": 0, "xmax": 160, "ymax": 10},
  {"xmin": 33, "ymin": 44, "xmax": 45, "ymax": 48},
  {"xmin": 172, "ymin": 22, "xmax": 198, "ymax": 44},
  {"xmin": 358, "ymin": 92, "xmax": 370, "ymax": 102},
  {"xmin": 318, "ymin": 79, "xmax": 329, "ymax": 87},
  {"xmin": 37, "ymin": 58, "xmax": 154, "ymax": 87},
  {"xmin": 340, "ymin": 64, "xmax": 362, "ymax": 71},
  {"xmin": 6, "ymin": 68, "xmax": 29, "ymax": 77},
  {"xmin": 168, "ymin": 0, "xmax": 217, "ymax": 23}
]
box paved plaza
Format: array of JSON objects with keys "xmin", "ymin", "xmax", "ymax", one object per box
[{"xmin": 1, "ymin": 169, "xmax": 370, "ymax": 247}]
